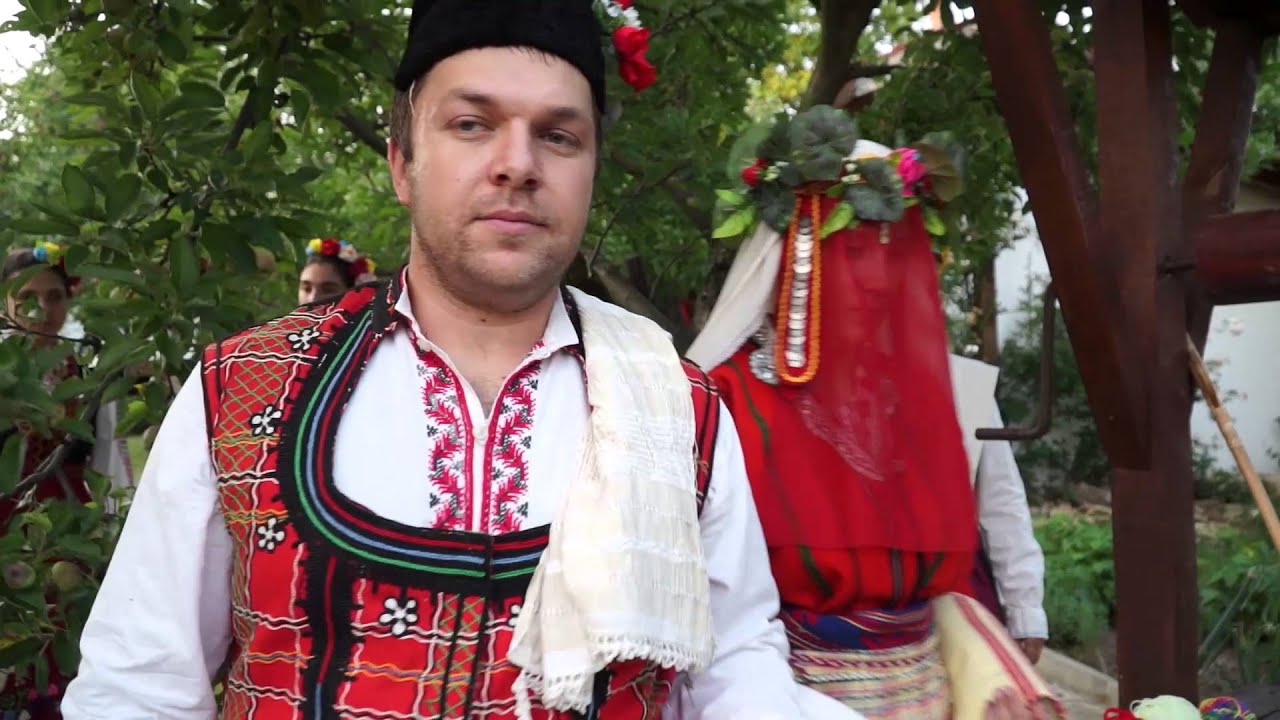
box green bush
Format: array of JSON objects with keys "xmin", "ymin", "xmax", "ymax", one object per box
[
  {"xmin": 1038, "ymin": 512, "xmax": 1280, "ymax": 686},
  {"xmin": 1035, "ymin": 513, "xmax": 1114, "ymax": 648}
]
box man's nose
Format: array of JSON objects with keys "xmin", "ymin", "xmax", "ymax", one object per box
[{"xmin": 489, "ymin": 127, "xmax": 540, "ymax": 190}]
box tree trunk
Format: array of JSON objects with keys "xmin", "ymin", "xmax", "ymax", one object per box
[
  {"xmin": 802, "ymin": 0, "xmax": 884, "ymax": 108},
  {"xmin": 977, "ymin": 256, "xmax": 999, "ymax": 363}
]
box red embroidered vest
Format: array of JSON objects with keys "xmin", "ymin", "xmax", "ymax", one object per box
[{"xmin": 201, "ymin": 278, "xmax": 720, "ymax": 720}]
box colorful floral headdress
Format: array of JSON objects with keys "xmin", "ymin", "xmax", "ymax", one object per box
[
  {"xmin": 306, "ymin": 238, "xmax": 376, "ymax": 281},
  {"xmin": 707, "ymin": 105, "xmax": 966, "ymax": 386},
  {"xmin": 596, "ymin": 0, "xmax": 656, "ymax": 92},
  {"xmin": 31, "ymin": 241, "xmax": 66, "ymax": 265},
  {"xmin": 27, "ymin": 241, "xmax": 80, "ymax": 291}
]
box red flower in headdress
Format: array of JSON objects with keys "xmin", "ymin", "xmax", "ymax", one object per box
[
  {"xmin": 613, "ymin": 26, "xmax": 656, "ymax": 92},
  {"xmin": 349, "ymin": 258, "xmax": 370, "ymax": 278},
  {"xmin": 613, "ymin": 0, "xmax": 635, "ymax": 6},
  {"xmin": 741, "ymin": 158, "xmax": 767, "ymax": 188},
  {"xmin": 320, "ymin": 238, "xmax": 341, "ymax": 256}
]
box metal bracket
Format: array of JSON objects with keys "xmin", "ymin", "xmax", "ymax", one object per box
[{"xmin": 975, "ymin": 282, "xmax": 1057, "ymax": 442}]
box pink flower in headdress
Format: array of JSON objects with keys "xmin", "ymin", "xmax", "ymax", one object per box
[
  {"xmin": 896, "ymin": 149, "xmax": 928, "ymax": 195},
  {"xmin": 613, "ymin": 26, "xmax": 656, "ymax": 92}
]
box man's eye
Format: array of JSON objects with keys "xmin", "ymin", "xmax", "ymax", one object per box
[{"xmin": 544, "ymin": 131, "xmax": 579, "ymax": 147}]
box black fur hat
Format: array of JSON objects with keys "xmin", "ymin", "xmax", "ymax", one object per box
[{"xmin": 394, "ymin": 0, "xmax": 607, "ymax": 113}]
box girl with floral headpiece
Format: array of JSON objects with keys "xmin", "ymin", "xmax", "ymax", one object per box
[
  {"xmin": 1, "ymin": 242, "xmax": 133, "ymax": 719},
  {"xmin": 297, "ymin": 237, "xmax": 377, "ymax": 305}
]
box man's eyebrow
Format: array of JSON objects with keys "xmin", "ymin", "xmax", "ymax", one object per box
[
  {"xmin": 444, "ymin": 89, "xmax": 496, "ymax": 107},
  {"xmin": 442, "ymin": 89, "xmax": 590, "ymax": 124}
]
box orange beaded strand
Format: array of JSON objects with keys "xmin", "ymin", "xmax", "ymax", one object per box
[{"xmin": 775, "ymin": 193, "xmax": 824, "ymax": 385}]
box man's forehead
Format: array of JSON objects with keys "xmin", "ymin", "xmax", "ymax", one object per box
[{"xmin": 421, "ymin": 48, "xmax": 594, "ymax": 112}]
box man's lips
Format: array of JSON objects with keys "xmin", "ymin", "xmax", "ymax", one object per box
[{"xmin": 477, "ymin": 210, "xmax": 546, "ymax": 234}]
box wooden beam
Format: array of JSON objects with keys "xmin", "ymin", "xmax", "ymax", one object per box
[
  {"xmin": 1094, "ymin": 0, "xmax": 1200, "ymax": 702},
  {"xmin": 971, "ymin": 0, "xmax": 1148, "ymax": 468},
  {"xmin": 1178, "ymin": 0, "xmax": 1280, "ymax": 33},
  {"xmin": 1196, "ymin": 210, "xmax": 1280, "ymax": 304},
  {"xmin": 1181, "ymin": 19, "xmax": 1265, "ymax": 346}
]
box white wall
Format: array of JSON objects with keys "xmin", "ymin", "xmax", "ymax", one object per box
[{"xmin": 994, "ymin": 206, "xmax": 1280, "ymax": 474}]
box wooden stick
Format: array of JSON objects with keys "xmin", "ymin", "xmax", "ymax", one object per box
[{"xmin": 1186, "ymin": 335, "xmax": 1280, "ymax": 555}]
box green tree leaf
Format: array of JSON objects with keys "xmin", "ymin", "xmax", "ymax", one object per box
[
  {"xmin": 61, "ymin": 164, "xmax": 97, "ymax": 217},
  {"xmin": 0, "ymin": 434, "xmax": 26, "ymax": 494},
  {"xmin": 176, "ymin": 81, "xmax": 225, "ymax": 110},
  {"xmin": 7, "ymin": 216, "xmax": 81, "ymax": 237},
  {"xmin": 128, "ymin": 72, "xmax": 162, "ymax": 122},
  {"xmin": 169, "ymin": 237, "xmax": 198, "ymax": 298},
  {"xmin": 104, "ymin": 174, "xmax": 143, "ymax": 222},
  {"xmin": 74, "ymin": 264, "xmax": 148, "ymax": 292}
]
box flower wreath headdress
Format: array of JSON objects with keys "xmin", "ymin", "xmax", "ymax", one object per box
[
  {"xmin": 596, "ymin": 0, "xmax": 656, "ymax": 92},
  {"xmin": 306, "ymin": 238, "xmax": 377, "ymax": 281},
  {"xmin": 29, "ymin": 241, "xmax": 81, "ymax": 291}
]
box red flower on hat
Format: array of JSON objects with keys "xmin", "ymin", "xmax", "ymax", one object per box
[
  {"xmin": 350, "ymin": 258, "xmax": 370, "ymax": 278},
  {"xmin": 613, "ymin": 0, "xmax": 634, "ymax": 7},
  {"xmin": 741, "ymin": 158, "xmax": 768, "ymax": 188},
  {"xmin": 613, "ymin": 26, "xmax": 656, "ymax": 92},
  {"xmin": 320, "ymin": 238, "xmax": 340, "ymax": 256}
]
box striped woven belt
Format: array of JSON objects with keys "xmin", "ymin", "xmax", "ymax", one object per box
[{"xmin": 783, "ymin": 603, "xmax": 950, "ymax": 720}]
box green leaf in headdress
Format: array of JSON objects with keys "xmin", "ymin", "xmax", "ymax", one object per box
[
  {"xmin": 788, "ymin": 105, "xmax": 860, "ymax": 183},
  {"xmin": 820, "ymin": 202, "xmax": 856, "ymax": 238},
  {"xmin": 757, "ymin": 112, "xmax": 793, "ymax": 162},
  {"xmin": 724, "ymin": 122, "xmax": 774, "ymax": 181},
  {"xmin": 912, "ymin": 131, "xmax": 966, "ymax": 203},
  {"xmin": 713, "ymin": 205, "xmax": 757, "ymax": 240},
  {"xmin": 845, "ymin": 157, "xmax": 905, "ymax": 222},
  {"xmin": 845, "ymin": 184, "xmax": 904, "ymax": 223},
  {"xmin": 756, "ymin": 183, "xmax": 796, "ymax": 233}
]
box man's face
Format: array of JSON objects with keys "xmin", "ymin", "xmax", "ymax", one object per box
[{"xmin": 389, "ymin": 47, "xmax": 598, "ymax": 314}]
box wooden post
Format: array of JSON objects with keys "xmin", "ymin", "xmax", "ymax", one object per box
[
  {"xmin": 970, "ymin": 0, "xmax": 1147, "ymax": 468},
  {"xmin": 1181, "ymin": 18, "xmax": 1266, "ymax": 347},
  {"xmin": 1093, "ymin": 0, "xmax": 1199, "ymax": 701}
]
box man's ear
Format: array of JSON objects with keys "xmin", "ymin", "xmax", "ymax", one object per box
[{"xmin": 388, "ymin": 138, "xmax": 413, "ymax": 208}]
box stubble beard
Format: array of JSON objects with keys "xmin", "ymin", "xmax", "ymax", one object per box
[{"xmin": 411, "ymin": 212, "xmax": 576, "ymax": 316}]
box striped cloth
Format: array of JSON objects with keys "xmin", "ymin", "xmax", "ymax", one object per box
[
  {"xmin": 933, "ymin": 593, "xmax": 1065, "ymax": 720},
  {"xmin": 783, "ymin": 603, "xmax": 951, "ymax": 720}
]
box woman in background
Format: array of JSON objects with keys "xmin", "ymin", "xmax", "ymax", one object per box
[
  {"xmin": 297, "ymin": 237, "xmax": 376, "ymax": 305},
  {"xmin": 1, "ymin": 242, "xmax": 134, "ymax": 720}
]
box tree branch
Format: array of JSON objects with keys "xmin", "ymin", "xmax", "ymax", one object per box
[
  {"xmin": 1, "ymin": 369, "xmax": 126, "ymax": 507},
  {"xmin": 337, "ymin": 110, "xmax": 388, "ymax": 156},
  {"xmin": 849, "ymin": 62, "xmax": 899, "ymax": 79},
  {"xmin": 608, "ymin": 150, "xmax": 711, "ymax": 236},
  {"xmin": 223, "ymin": 88, "xmax": 258, "ymax": 154}
]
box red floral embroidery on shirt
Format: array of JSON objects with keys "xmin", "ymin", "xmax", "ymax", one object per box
[
  {"xmin": 421, "ymin": 363, "xmax": 469, "ymax": 530},
  {"xmin": 484, "ymin": 362, "xmax": 540, "ymax": 534}
]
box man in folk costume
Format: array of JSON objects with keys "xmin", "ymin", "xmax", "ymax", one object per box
[
  {"xmin": 947, "ymin": 351, "xmax": 1048, "ymax": 665},
  {"xmin": 62, "ymin": 3, "xmax": 860, "ymax": 719},
  {"xmin": 687, "ymin": 109, "xmax": 1063, "ymax": 720}
]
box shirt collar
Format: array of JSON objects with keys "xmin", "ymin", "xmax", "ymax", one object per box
[{"xmin": 388, "ymin": 267, "xmax": 581, "ymax": 359}]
